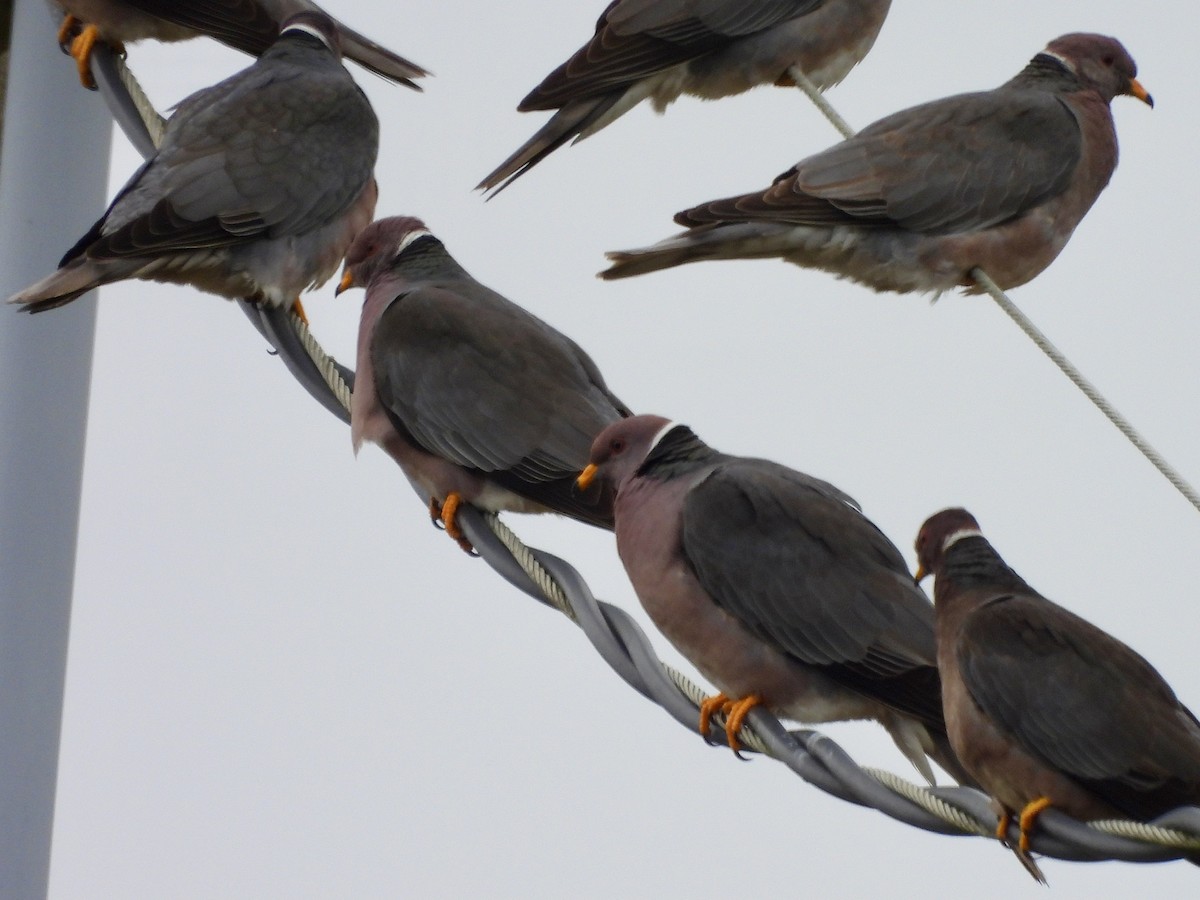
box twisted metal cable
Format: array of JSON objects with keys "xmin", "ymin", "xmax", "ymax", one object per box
[
  {"xmin": 787, "ymin": 66, "xmax": 1200, "ymax": 516},
  {"xmin": 971, "ymin": 268, "xmax": 1200, "ymax": 513},
  {"xmin": 92, "ymin": 48, "xmax": 1200, "ymax": 870}
]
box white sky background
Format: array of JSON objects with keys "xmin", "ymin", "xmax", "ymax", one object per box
[{"xmin": 32, "ymin": 0, "xmax": 1200, "ymax": 895}]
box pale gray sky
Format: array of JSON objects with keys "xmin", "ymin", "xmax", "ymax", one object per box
[{"xmin": 39, "ymin": 0, "xmax": 1200, "ymax": 896}]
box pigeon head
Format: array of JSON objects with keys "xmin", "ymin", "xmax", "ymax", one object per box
[
  {"xmin": 577, "ymin": 415, "xmax": 717, "ymax": 493},
  {"xmin": 279, "ymin": 12, "xmax": 343, "ymax": 58},
  {"xmin": 336, "ymin": 216, "xmax": 434, "ymax": 294},
  {"xmin": 914, "ymin": 508, "xmax": 982, "ymax": 582},
  {"xmin": 1040, "ymin": 33, "xmax": 1152, "ymax": 106},
  {"xmin": 577, "ymin": 415, "xmax": 673, "ymax": 493}
]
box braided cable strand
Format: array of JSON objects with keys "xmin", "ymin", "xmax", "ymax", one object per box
[
  {"xmin": 93, "ymin": 49, "xmax": 1200, "ymax": 869},
  {"xmin": 971, "ymin": 268, "xmax": 1200, "ymax": 514},
  {"xmin": 1090, "ymin": 819, "xmax": 1200, "ymax": 852}
]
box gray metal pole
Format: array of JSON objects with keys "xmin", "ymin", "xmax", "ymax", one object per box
[{"xmin": 0, "ymin": 1, "xmax": 111, "ymax": 896}]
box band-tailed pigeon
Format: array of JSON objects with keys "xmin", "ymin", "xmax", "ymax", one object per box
[
  {"xmin": 915, "ymin": 508, "xmax": 1200, "ymax": 881},
  {"xmin": 478, "ymin": 0, "xmax": 892, "ymax": 194},
  {"xmin": 54, "ymin": 0, "xmax": 427, "ymax": 89},
  {"xmin": 577, "ymin": 415, "xmax": 971, "ymax": 784},
  {"xmin": 337, "ymin": 216, "xmax": 632, "ymax": 551},
  {"xmin": 602, "ymin": 33, "xmax": 1152, "ymax": 292},
  {"xmin": 8, "ymin": 13, "xmax": 379, "ymax": 316}
]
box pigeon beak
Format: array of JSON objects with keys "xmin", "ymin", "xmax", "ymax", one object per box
[
  {"xmin": 914, "ymin": 564, "xmax": 929, "ymax": 584},
  {"xmin": 575, "ymin": 464, "xmax": 598, "ymax": 492},
  {"xmin": 1128, "ymin": 77, "xmax": 1153, "ymax": 108},
  {"xmin": 334, "ymin": 268, "xmax": 355, "ymax": 296}
]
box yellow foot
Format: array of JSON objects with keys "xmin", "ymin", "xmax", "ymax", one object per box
[
  {"xmin": 697, "ymin": 692, "xmax": 763, "ymax": 756},
  {"xmin": 723, "ymin": 694, "xmax": 764, "ymax": 755},
  {"xmin": 994, "ymin": 810, "xmax": 1011, "ymax": 843},
  {"xmin": 996, "ymin": 801, "xmax": 1050, "ymax": 884},
  {"xmin": 69, "ymin": 24, "xmax": 101, "ymax": 89},
  {"xmin": 698, "ymin": 692, "xmax": 730, "ymax": 741},
  {"xmin": 1017, "ymin": 796, "xmax": 1053, "ymax": 854},
  {"xmin": 429, "ymin": 494, "xmax": 475, "ymax": 555},
  {"xmin": 57, "ymin": 14, "xmax": 81, "ymax": 49},
  {"xmin": 291, "ymin": 297, "xmax": 309, "ymax": 325}
]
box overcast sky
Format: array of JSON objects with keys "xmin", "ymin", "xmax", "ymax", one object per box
[{"xmin": 25, "ymin": 0, "xmax": 1200, "ymax": 896}]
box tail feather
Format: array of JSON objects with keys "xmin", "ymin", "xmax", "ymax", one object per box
[
  {"xmin": 478, "ymin": 94, "xmax": 621, "ymax": 196},
  {"xmin": 339, "ymin": 25, "xmax": 429, "ymax": 90},
  {"xmin": 600, "ymin": 223, "xmax": 800, "ymax": 280},
  {"xmin": 7, "ymin": 260, "xmax": 117, "ymax": 313}
]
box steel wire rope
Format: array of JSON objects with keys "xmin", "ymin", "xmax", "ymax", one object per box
[{"xmin": 85, "ymin": 43, "xmax": 1200, "ymax": 870}]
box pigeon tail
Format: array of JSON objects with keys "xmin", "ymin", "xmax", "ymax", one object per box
[
  {"xmin": 478, "ymin": 94, "xmax": 622, "ymax": 196},
  {"xmin": 600, "ymin": 223, "xmax": 802, "ymax": 279},
  {"xmin": 339, "ymin": 25, "xmax": 429, "ymax": 90},
  {"xmin": 7, "ymin": 260, "xmax": 119, "ymax": 313}
]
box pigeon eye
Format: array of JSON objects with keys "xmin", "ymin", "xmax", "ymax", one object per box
[
  {"xmin": 610, "ymin": 438, "xmax": 626, "ymax": 454},
  {"xmin": 1102, "ymin": 55, "xmax": 1114, "ymax": 66}
]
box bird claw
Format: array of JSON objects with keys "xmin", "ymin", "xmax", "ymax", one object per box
[
  {"xmin": 290, "ymin": 297, "xmax": 309, "ymax": 325},
  {"xmin": 724, "ymin": 694, "xmax": 763, "ymax": 758},
  {"xmin": 697, "ymin": 692, "xmax": 762, "ymax": 757},
  {"xmin": 429, "ymin": 494, "xmax": 477, "ymax": 555},
  {"xmin": 1017, "ymin": 796, "xmax": 1052, "ymax": 854},
  {"xmin": 995, "ymin": 803, "xmax": 1050, "ymax": 884},
  {"xmin": 57, "ymin": 14, "xmax": 81, "ymax": 51},
  {"xmin": 68, "ymin": 24, "xmax": 101, "ymax": 90},
  {"xmin": 59, "ymin": 18, "xmax": 127, "ymax": 90},
  {"xmin": 698, "ymin": 692, "xmax": 730, "ymax": 746}
]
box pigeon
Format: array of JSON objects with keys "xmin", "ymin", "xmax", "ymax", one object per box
[
  {"xmin": 54, "ymin": 0, "xmax": 427, "ymax": 89},
  {"xmin": 915, "ymin": 508, "xmax": 1200, "ymax": 881},
  {"xmin": 478, "ymin": 0, "xmax": 892, "ymax": 194},
  {"xmin": 8, "ymin": 13, "xmax": 380, "ymax": 316},
  {"xmin": 577, "ymin": 414, "xmax": 971, "ymax": 784},
  {"xmin": 337, "ymin": 216, "xmax": 632, "ymax": 551},
  {"xmin": 602, "ymin": 33, "xmax": 1152, "ymax": 293}
]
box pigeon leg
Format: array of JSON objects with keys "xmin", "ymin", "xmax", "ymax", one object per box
[
  {"xmin": 1017, "ymin": 797, "xmax": 1052, "ymax": 853},
  {"xmin": 994, "ymin": 810, "xmax": 1011, "ymax": 842},
  {"xmin": 291, "ymin": 298, "xmax": 310, "ymax": 325},
  {"xmin": 995, "ymin": 801, "xmax": 1049, "ymax": 884},
  {"xmin": 429, "ymin": 494, "xmax": 476, "ymax": 555},
  {"xmin": 698, "ymin": 692, "xmax": 731, "ymax": 742},
  {"xmin": 69, "ymin": 24, "xmax": 100, "ymax": 89},
  {"xmin": 723, "ymin": 693, "xmax": 764, "ymax": 756},
  {"xmin": 68, "ymin": 25, "xmax": 122, "ymax": 90},
  {"xmin": 57, "ymin": 14, "xmax": 81, "ymax": 50},
  {"xmin": 698, "ymin": 692, "xmax": 763, "ymax": 756}
]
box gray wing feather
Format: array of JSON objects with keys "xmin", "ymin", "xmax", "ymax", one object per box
[
  {"xmin": 958, "ymin": 596, "xmax": 1200, "ymax": 788},
  {"xmin": 797, "ymin": 90, "xmax": 1082, "ymax": 233},
  {"xmin": 681, "ymin": 89, "xmax": 1081, "ymax": 234},
  {"xmin": 680, "ymin": 460, "xmax": 937, "ymax": 673},
  {"xmin": 96, "ymin": 43, "xmax": 377, "ymax": 255},
  {"xmin": 523, "ymin": 0, "xmax": 823, "ymax": 108},
  {"xmin": 371, "ymin": 283, "xmax": 623, "ymax": 481}
]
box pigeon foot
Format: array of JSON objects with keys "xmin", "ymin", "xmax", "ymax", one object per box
[
  {"xmin": 698, "ymin": 692, "xmax": 763, "ymax": 756},
  {"xmin": 995, "ymin": 802, "xmax": 1049, "ymax": 883},
  {"xmin": 68, "ymin": 24, "xmax": 121, "ymax": 90},
  {"xmin": 429, "ymin": 494, "xmax": 476, "ymax": 555}
]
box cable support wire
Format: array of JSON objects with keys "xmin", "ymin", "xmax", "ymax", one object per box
[{"xmin": 92, "ymin": 45, "xmax": 1200, "ymax": 869}]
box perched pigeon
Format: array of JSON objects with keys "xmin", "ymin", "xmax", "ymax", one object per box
[
  {"xmin": 337, "ymin": 216, "xmax": 632, "ymax": 551},
  {"xmin": 578, "ymin": 415, "xmax": 971, "ymax": 784},
  {"xmin": 54, "ymin": 0, "xmax": 427, "ymax": 89},
  {"xmin": 915, "ymin": 508, "xmax": 1200, "ymax": 881},
  {"xmin": 602, "ymin": 33, "xmax": 1152, "ymax": 292},
  {"xmin": 9, "ymin": 13, "xmax": 379, "ymax": 315},
  {"xmin": 478, "ymin": 0, "xmax": 892, "ymax": 194}
]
